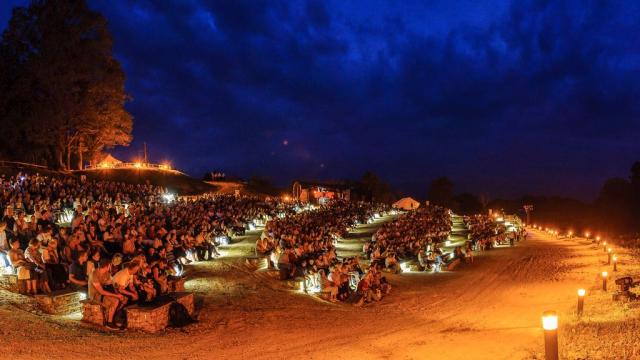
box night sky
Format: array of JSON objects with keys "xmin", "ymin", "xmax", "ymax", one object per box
[{"xmin": 2, "ymin": 1, "xmax": 639, "ymax": 200}]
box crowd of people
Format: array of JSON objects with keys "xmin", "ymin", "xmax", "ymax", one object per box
[
  {"xmin": 257, "ymin": 200, "xmax": 391, "ymax": 305},
  {"xmin": 0, "ymin": 171, "xmax": 526, "ymax": 316},
  {"xmin": 0, "ymin": 172, "xmax": 288, "ymax": 328},
  {"xmin": 365, "ymin": 206, "xmax": 452, "ymax": 272},
  {"xmin": 464, "ymin": 214, "xmax": 507, "ymax": 250}
]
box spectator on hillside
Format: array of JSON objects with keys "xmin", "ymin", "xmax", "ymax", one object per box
[
  {"xmin": 43, "ymin": 239, "xmax": 68, "ymax": 290},
  {"xmin": 8, "ymin": 238, "xmax": 37, "ymax": 294},
  {"xmin": 24, "ymin": 239, "xmax": 51, "ymax": 294},
  {"xmin": 113, "ymin": 261, "xmax": 140, "ymax": 304},
  {"xmin": 88, "ymin": 258, "xmax": 124, "ymax": 329},
  {"xmin": 68, "ymin": 251, "xmax": 89, "ymax": 289}
]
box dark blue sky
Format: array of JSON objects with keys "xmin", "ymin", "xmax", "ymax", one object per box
[{"xmin": 2, "ymin": 1, "xmax": 639, "ymax": 200}]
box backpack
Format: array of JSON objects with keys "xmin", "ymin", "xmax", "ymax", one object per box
[{"xmin": 169, "ymin": 302, "xmax": 194, "ymax": 328}]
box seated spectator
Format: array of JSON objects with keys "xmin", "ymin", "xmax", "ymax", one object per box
[
  {"xmin": 86, "ymin": 250, "xmax": 101, "ymax": 276},
  {"xmin": 88, "ymin": 258, "xmax": 124, "ymax": 329},
  {"xmin": 0, "ymin": 221, "xmax": 11, "ymax": 272},
  {"xmin": 319, "ymin": 269, "xmax": 338, "ymax": 302},
  {"xmin": 24, "ymin": 238, "xmax": 51, "ymax": 294},
  {"xmin": 43, "ymin": 239, "xmax": 68, "ymax": 290},
  {"xmin": 113, "ymin": 261, "xmax": 140, "ymax": 304},
  {"xmin": 68, "ymin": 250, "xmax": 89, "ymax": 289},
  {"xmin": 8, "ymin": 238, "xmax": 37, "ymax": 294}
]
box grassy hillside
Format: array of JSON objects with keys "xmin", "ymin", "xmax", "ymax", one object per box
[
  {"xmin": 76, "ymin": 168, "xmax": 217, "ymax": 195},
  {"xmin": 0, "ymin": 163, "xmax": 71, "ymax": 179}
]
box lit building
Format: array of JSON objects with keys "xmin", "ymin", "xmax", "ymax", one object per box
[{"xmin": 292, "ymin": 181, "xmax": 351, "ymax": 204}]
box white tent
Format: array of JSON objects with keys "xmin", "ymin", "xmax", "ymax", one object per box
[
  {"xmin": 393, "ymin": 197, "xmax": 420, "ymax": 210},
  {"xmin": 96, "ymin": 153, "xmax": 122, "ymax": 168}
]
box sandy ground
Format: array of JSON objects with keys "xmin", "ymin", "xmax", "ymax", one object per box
[{"xmin": 1, "ymin": 220, "xmax": 638, "ymax": 360}]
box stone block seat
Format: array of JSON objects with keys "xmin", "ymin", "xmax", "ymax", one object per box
[
  {"xmin": 0, "ymin": 273, "xmax": 22, "ymax": 293},
  {"xmin": 245, "ymin": 256, "xmax": 274, "ymax": 272},
  {"xmin": 286, "ymin": 277, "xmax": 306, "ymax": 292},
  {"xmin": 126, "ymin": 292, "xmax": 195, "ymax": 332},
  {"xmin": 168, "ymin": 277, "xmax": 186, "ymax": 293},
  {"xmin": 446, "ymin": 258, "xmax": 461, "ymax": 271},
  {"xmin": 34, "ymin": 289, "xmax": 84, "ymax": 315},
  {"xmin": 81, "ymin": 299, "xmax": 105, "ymax": 326}
]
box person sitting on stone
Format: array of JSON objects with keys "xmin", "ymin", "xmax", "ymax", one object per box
[
  {"xmin": 113, "ymin": 261, "xmax": 140, "ymax": 304},
  {"xmin": 319, "ymin": 269, "xmax": 338, "ymax": 302},
  {"xmin": 43, "ymin": 239, "xmax": 68, "ymax": 290},
  {"xmin": 0, "ymin": 221, "xmax": 12, "ymax": 273},
  {"xmin": 88, "ymin": 258, "xmax": 124, "ymax": 329},
  {"xmin": 8, "ymin": 238, "xmax": 37, "ymax": 295},
  {"xmin": 68, "ymin": 250, "xmax": 89, "ymax": 289},
  {"xmin": 24, "ymin": 238, "xmax": 51, "ymax": 294}
]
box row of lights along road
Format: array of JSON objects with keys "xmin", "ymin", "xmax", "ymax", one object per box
[{"xmin": 529, "ymin": 224, "xmax": 621, "ymax": 360}]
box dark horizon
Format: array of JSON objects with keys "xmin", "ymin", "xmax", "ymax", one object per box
[{"xmin": 2, "ymin": 0, "xmax": 639, "ymax": 201}]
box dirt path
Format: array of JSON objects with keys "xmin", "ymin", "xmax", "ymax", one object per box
[
  {"xmin": 336, "ymin": 213, "xmax": 398, "ymax": 259},
  {"xmin": 0, "ymin": 226, "xmax": 633, "ymax": 359}
]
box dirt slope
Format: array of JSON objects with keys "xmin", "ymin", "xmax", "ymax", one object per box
[{"xmin": 0, "ymin": 228, "xmax": 637, "ymax": 359}]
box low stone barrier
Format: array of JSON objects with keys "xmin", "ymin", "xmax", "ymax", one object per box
[
  {"xmin": 126, "ymin": 292, "xmax": 194, "ymax": 332},
  {"xmin": 446, "ymin": 258, "xmax": 461, "ymax": 271},
  {"xmin": 81, "ymin": 299, "xmax": 104, "ymax": 326},
  {"xmin": 245, "ymin": 256, "xmax": 269, "ymax": 271},
  {"xmin": 169, "ymin": 278, "xmax": 186, "ymax": 292},
  {"xmin": 35, "ymin": 289, "xmax": 84, "ymax": 315},
  {"xmin": 0, "ymin": 274, "xmax": 22, "ymax": 293}
]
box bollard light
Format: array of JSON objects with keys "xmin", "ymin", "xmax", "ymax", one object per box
[
  {"xmin": 603, "ymin": 241, "xmax": 607, "ymax": 252},
  {"xmin": 577, "ymin": 289, "xmax": 585, "ymax": 316},
  {"xmin": 542, "ymin": 311, "xmax": 559, "ymax": 360},
  {"xmin": 602, "ymin": 271, "xmax": 608, "ymax": 291},
  {"xmin": 613, "ymin": 255, "xmax": 618, "ymax": 272}
]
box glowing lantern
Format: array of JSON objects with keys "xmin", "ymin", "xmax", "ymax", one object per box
[{"xmin": 541, "ymin": 311, "xmax": 558, "ymax": 330}]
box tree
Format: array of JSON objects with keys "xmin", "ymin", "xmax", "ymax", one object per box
[
  {"xmin": 453, "ymin": 192, "xmax": 483, "ymax": 215},
  {"xmin": 595, "ymin": 178, "xmax": 633, "ymax": 233},
  {"xmin": 428, "ymin": 177, "xmax": 454, "ymax": 208},
  {"xmin": 357, "ymin": 171, "xmax": 396, "ymax": 204},
  {"xmin": 629, "ymin": 161, "xmax": 640, "ymax": 222},
  {"xmin": 247, "ymin": 176, "xmax": 280, "ymax": 196},
  {"xmin": 0, "ymin": 0, "xmax": 132, "ymax": 169}
]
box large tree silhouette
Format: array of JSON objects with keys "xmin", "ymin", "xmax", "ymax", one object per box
[
  {"xmin": 428, "ymin": 177, "xmax": 454, "ymax": 208},
  {"xmin": 0, "ymin": 0, "xmax": 132, "ymax": 169}
]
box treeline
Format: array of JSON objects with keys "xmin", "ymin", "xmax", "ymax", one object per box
[
  {"xmin": 426, "ymin": 163, "xmax": 640, "ymax": 236},
  {"xmin": 0, "ymin": 0, "xmax": 132, "ymax": 170}
]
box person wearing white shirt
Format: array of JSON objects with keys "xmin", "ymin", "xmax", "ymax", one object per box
[
  {"xmin": 0, "ymin": 222, "xmax": 9, "ymax": 270},
  {"xmin": 113, "ymin": 262, "xmax": 140, "ymax": 303}
]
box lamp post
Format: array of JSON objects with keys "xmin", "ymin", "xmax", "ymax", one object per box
[
  {"xmin": 542, "ymin": 311, "xmax": 559, "ymax": 360},
  {"xmin": 577, "ymin": 289, "xmax": 585, "ymax": 316},
  {"xmin": 602, "ymin": 271, "xmax": 608, "ymax": 291},
  {"xmin": 613, "ymin": 255, "xmax": 618, "ymax": 272}
]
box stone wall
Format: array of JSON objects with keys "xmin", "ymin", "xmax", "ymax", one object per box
[
  {"xmin": 81, "ymin": 300, "xmax": 105, "ymax": 326},
  {"xmin": 35, "ymin": 290, "xmax": 84, "ymax": 315},
  {"xmin": 176, "ymin": 291, "xmax": 194, "ymax": 314},
  {"xmin": 126, "ymin": 292, "xmax": 194, "ymax": 332},
  {"xmin": 0, "ymin": 274, "xmax": 21, "ymax": 293},
  {"xmin": 169, "ymin": 278, "xmax": 186, "ymax": 292}
]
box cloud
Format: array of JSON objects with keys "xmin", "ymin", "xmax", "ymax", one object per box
[{"xmin": 4, "ymin": 0, "xmax": 638, "ymax": 199}]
